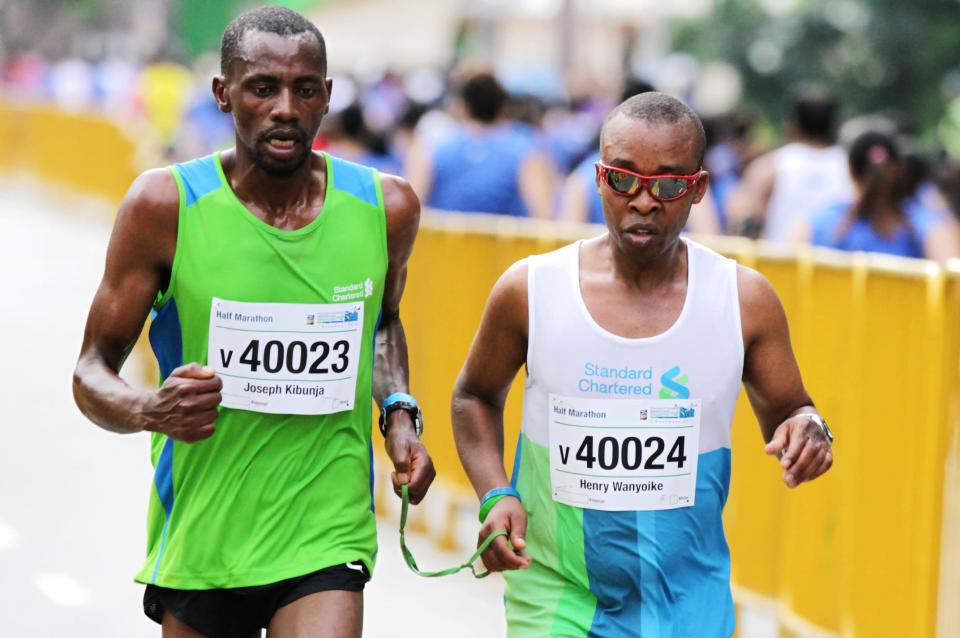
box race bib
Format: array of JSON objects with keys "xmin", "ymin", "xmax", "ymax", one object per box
[
  {"xmin": 549, "ymin": 394, "xmax": 700, "ymax": 511},
  {"xmin": 208, "ymin": 298, "xmax": 364, "ymax": 415}
]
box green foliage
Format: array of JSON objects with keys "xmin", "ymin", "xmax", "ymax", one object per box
[
  {"xmin": 27, "ymin": 0, "xmax": 112, "ymax": 21},
  {"xmin": 672, "ymin": 0, "xmax": 960, "ymax": 141},
  {"xmin": 172, "ymin": 0, "xmax": 239, "ymax": 60},
  {"xmin": 171, "ymin": 0, "xmax": 331, "ymax": 59}
]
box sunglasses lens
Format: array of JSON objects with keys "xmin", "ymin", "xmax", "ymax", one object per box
[
  {"xmin": 606, "ymin": 169, "xmax": 640, "ymax": 194},
  {"xmin": 649, "ymin": 178, "xmax": 690, "ymax": 199}
]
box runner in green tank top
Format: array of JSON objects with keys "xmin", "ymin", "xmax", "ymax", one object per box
[{"xmin": 72, "ymin": 7, "xmax": 435, "ymax": 637}]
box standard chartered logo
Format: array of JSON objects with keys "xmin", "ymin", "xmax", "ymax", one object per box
[
  {"xmin": 576, "ymin": 362, "xmax": 692, "ymax": 398},
  {"xmin": 659, "ymin": 366, "xmax": 690, "ymax": 399},
  {"xmin": 332, "ymin": 278, "xmax": 375, "ymax": 302}
]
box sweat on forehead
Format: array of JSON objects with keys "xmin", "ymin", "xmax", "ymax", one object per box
[
  {"xmin": 220, "ymin": 5, "xmax": 327, "ymax": 75},
  {"xmin": 600, "ymin": 92, "xmax": 706, "ymax": 166}
]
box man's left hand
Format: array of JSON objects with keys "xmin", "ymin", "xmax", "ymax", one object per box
[
  {"xmin": 764, "ymin": 414, "xmax": 833, "ymax": 488},
  {"xmin": 385, "ymin": 414, "xmax": 435, "ymax": 504}
]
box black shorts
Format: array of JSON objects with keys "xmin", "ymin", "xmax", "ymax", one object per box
[{"xmin": 143, "ymin": 562, "xmax": 369, "ymax": 637}]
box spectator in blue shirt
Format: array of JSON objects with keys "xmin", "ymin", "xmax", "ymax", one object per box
[
  {"xmin": 322, "ymin": 102, "xmax": 401, "ymax": 175},
  {"xmin": 405, "ymin": 70, "xmax": 555, "ymax": 218},
  {"xmin": 802, "ymin": 131, "xmax": 959, "ymax": 260}
]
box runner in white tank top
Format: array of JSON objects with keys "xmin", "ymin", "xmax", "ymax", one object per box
[
  {"xmin": 452, "ymin": 93, "xmax": 834, "ymax": 638},
  {"xmin": 764, "ymin": 142, "xmax": 853, "ymax": 242},
  {"xmin": 727, "ymin": 88, "xmax": 852, "ymax": 242}
]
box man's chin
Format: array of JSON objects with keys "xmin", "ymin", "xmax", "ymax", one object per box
[
  {"xmin": 252, "ymin": 150, "xmax": 311, "ymax": 177},
  {"xmin": 615, "ymin": 232, "xmax": 681, "ymax": 263}
]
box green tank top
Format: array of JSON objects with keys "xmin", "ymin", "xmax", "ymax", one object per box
[{"xmin": 137, "ymin": 151, "xmax": 387, "ymax": 589}]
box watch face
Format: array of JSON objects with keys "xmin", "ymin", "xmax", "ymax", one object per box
[
  {"xmin": 414, "ymin": 411, "xmax": 424, "ymax": 436},
  {"xmin": 813, "ymin": 415, "xmax": 832, "ymax": 442}
]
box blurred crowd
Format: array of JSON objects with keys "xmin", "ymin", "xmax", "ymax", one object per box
[{"xmin": 4, "ymin": 50, "xmax": 960, "ymax": 262}]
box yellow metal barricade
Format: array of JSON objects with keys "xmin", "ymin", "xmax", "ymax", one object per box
[{"xmin": 0, "ymin": 99, "xmax": 141, "ymax": 203}]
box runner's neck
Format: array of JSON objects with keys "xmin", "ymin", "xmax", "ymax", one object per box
[
  {"xmin": 221, "ymin": 148, "xmax": 328, "ymax": 226},
  {"xmin": 598, "ymin": 234, "xmax": 688, "ymax": 292}
]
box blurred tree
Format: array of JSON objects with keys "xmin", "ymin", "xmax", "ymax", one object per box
[
  {"xmin": 672, "ymin": 0, "xmax": 960, "ymax": 142},
  {"xmin": 172, "ymin": 0, "xmax": 333, "ymax": 60},
  {"xmin": 172, "ymin": 0, "xmax": 238, "ymax": 60},
  {"xmin": 1, "ymin": 0, "xmax": 114, "ymax": 56},
  {"xmin": 20, "ymin": 0, "xmax": 107, "ymax": 14}
]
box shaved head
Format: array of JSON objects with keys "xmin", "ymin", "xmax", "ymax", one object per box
[
  {"xmin": 600, "ymin": 92, "xmax": 706, "ymax": 167},
  {"xmin": 221, "ymin": 6, "xmax": 326, "ymax": 76}
]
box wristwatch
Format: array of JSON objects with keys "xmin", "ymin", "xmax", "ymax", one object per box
[
  {"xmin": 379, "ymin": 392, "xmax": 424, "ymax": 437},
  {"xmin": 798, "ymin": 413, "xmax": 833, "ymax": 444}
]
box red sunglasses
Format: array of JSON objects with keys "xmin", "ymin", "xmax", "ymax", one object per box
[{"xmin": 595, "ymin": 162, "xmax": 704, "ymax": 201}]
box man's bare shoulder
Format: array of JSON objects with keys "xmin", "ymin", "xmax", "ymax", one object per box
[
  {"xmin": 737, "ymin": 263, "xmax": 786, "ymax": 340},
  {"xmin": 123, "ymin": 168, "xmax": 180, "ymax": 210},
  {"xmin": 737, "ymin": 263, "xmax": 779, "ymax": 306},
  {"xmin": 380, "ymin": 173, "xmax": 420, "ymax": 227},
  {"xmin": 486, "ymin": 258, "xmax": 530, "ymax": 330},
  {"xmin": 741, "ymin": 151, "xmax": 776, "ymax": 182},
  {"xmin": 379, "ymin": 173, "xmax": 420, "ymax": 266},
  {"xmin": 108, "ymin": 168, "xmax": 180, "ymax": 269},
  {"xmin": 496, "ymin": 258, "xmax": 529, "ymax": 293},
  {"xmin": 119, "ymin": 168, "xmax": 180, "ymax": 224}
]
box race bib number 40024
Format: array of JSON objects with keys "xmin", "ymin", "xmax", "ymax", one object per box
[
  {"xmin": 549, "ymin": 394, "xmax": 700, "ymax": 512},
  {"xmin": 208, "ymin": 298, "xmax": 364, "ymax": 415}
]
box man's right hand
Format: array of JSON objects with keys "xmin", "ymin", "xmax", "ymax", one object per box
[
  {"xmin": 139, "ymin": 363, "xmax": 222, "ymax": 443},
  {"xmin": 478, "ymin": 496, "xmax": 532, "ymax": 572}
]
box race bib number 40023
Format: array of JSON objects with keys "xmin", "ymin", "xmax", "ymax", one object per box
[
  {"xmin": 549, "ymin": 394, "xmax": 700, "ymax": 512},
  {"xmin": 208, "ymin": 298, "xmax": 364, "ymax": 415}
]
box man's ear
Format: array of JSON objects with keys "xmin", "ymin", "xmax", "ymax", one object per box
[
  {"xmin": 212, "ymin": 76, "xmax": 231, "ymax": 113},
  {"xmin": 323, "ymin": 76, "xmax": 333, "ymax": 116},
  {"xmin": 692, "ymin": 171, "xmax": 710, "ymax": 204}
]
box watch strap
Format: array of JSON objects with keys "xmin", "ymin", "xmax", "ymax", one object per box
[
  {"xmin": 383, "ymin": 392, "xmax": 417, "ymax": 410},
  {"xmin": 379, "ymin": 392, "xmax": 422, "ymax": 437}
]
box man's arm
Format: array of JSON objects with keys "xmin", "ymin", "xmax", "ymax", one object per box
[
  {"xmin": 739, "ymin": 265, "xmax": 833, "ymax": 488},
  {"xmin": 726, "ymin": 153, "xmax": 775, "ymax": 235},
  {"xmin": 924, "ymin": 216, "xmax": 960, "ymax": 263},
  {"xmin": 401, "ymin": 138, "xmax": 433, "ymax": 206},
  {"xmin": 73, "ymin": 170, "xmax": 223, "ymax": 442},
  {"xmin": 375, "ymin": 174, "xmax": 436, "ymax": 505},
  {"xmin": 687, "ymin": 183, "xmax": 721, "ymax": 235},
  {"xmin": 518, "ymin": 151, "xmax": 557, "ymax": 219},
  {"xmin": 451, "ymin": 260, "xmax": 531, "ymax": 571},
  {"xmin": 558, "ymin": 172, "xmax": 591, "ymax": 223}
]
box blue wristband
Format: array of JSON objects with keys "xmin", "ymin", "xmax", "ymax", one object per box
[
  {"xmin": 480, "ymin": 487, "xmax": 521, "ymax": 508},
  {"xmin": 478, "ymin": 487, "xmax": 522, "ymax": 523},
  {"xmin": 382, "ymin": 392, "xmax": 417, "ymax": 409}
]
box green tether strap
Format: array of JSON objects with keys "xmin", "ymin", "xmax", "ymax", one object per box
[{"xmin": 399, "ymin": 484, "xmax": 509, "ymax": 579}]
